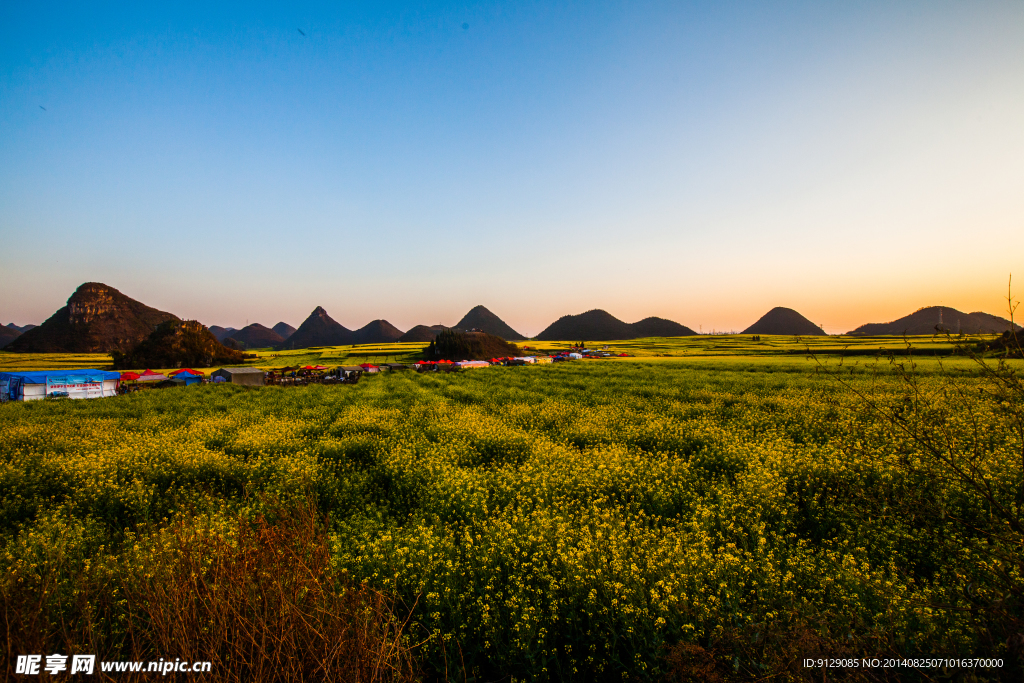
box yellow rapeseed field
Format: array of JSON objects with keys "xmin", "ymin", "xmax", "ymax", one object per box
[{"xmin": 1, "ymin": 356, "xmax": 1021, "ymax": 680}]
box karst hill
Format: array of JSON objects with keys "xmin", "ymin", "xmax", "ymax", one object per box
[
  {"xmin": 272, "ymin": 322, "xmax": 297, "ymax": 340},
  {"xmin": 276, "ymin": 307, "xmax": 355, "ymax": 349},
  {"xmin": 454, "ymin": 305, "xmax": 525, "ymax": 340},
  {"xmin": 208, "ymin": 326, "xmax": 237, "ymax": 343},
  {"xmin": 398, "ymin": 325, "xmax": 448, "ymax": 343},
  {"xmin": 352, "ymin": 319, "xmax": 405, "ymax": 344},
  {"xmin": 114, "ymin": 320, "xmax": 245, "ymax": 369},
  {"xmin": 6, "ymin": 283, "xmax": 180, "ymax": 353},
  {"xmin": 534, "ymin": 309, "xmax": 696, "ymax": 341},
  {"xmin": 847, "ymin": 306, "xmax": 1020, "ymax": 336},
  {"xmin": 225, "ymin": 324, "xmax": 285, "ymax": 349},
  {"xmin": 742, "ymin": 307, "xmax": 825, "ymax": 336}
]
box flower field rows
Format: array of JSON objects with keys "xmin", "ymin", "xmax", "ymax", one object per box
[{"xmin": 1, "ymin": 358, "xmax": 1020, "ymax": 680}]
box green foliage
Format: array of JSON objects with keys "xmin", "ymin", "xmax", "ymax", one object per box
[
  {"xmin": 1, "ymin": 359, "xmax": 1021, "ymax": 680},
  {"xmin": 112, "ymin": 320, "xmax": 245, "ymax": 370},
  {"xmin": 426, "ymin": 328, "xmax": 520, "ymax": 361}
]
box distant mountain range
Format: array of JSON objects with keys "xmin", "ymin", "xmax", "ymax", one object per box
[
  {"xmin": 114, "ymin": 320, "xmax": 245, "ymax": 369},
  {"xmin": 395, "ymin": 305, "xmax": 525, "ymax": 343},
  {"xmin": 277, "ymin": 307, "xmax": 354, "ymax": 349},
  {"xmin": 5, "ymin": 283, "xmax": 1020, "ymax": 353},
  {"xmin": 225, "ymin": 323, "xmax": 285, "ymax": 349},
  {"xmin": 0, "ymin": 325, "xmax": 23, "ymax": 349},
  {"xmin": 398, "ymin": 325, "xmax": 447, "ymax": 343},
  {"xmin": 743, "ymin": 307, "xmax": 825, "ymax": 336},
  {"xmin": 534, "ymin": 310, "xmax": 696, "ymax": 341},
  {"xmin": 2, "ymin": 322, "xmax": 37, "ymax": 348},
  {"xmin": 847, "ymin": 306, "xmax": 1020, "ymax": 336},
  {"xmin": 208, "ymin": 326, "xmax": 237, "ymax": 343}
]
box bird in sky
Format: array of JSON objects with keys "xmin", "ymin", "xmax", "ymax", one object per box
[
  {"xmin": 297, "ymin": 28, "xmax": 305, "ymax": 36},
  {"xmin": 39, "ymin": 105, "xmax": 46, "ymax": 111}
]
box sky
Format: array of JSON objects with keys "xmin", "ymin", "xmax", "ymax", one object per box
[{"xmin": 1, "ymin": 1, "xmax": 1022, "ymax": 336}]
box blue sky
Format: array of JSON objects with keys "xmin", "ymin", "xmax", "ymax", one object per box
[{"xmin": 2, "ymin": 1, "xmax": 1022, "ymax": 335}]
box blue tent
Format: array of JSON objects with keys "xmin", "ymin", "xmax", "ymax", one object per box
[{"xmin": 0, "ymin": 369, "xmax": 121, "ymax": 402}]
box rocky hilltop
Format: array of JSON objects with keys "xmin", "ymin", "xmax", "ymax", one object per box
[
  {"xmin": 847, "ymin": 306, "xmax": 1021, "ymax": 336},
  {"xmin": 277, "ymin": 307, "xmax": 354, "ymax": 349},
  {"xmin": 7, "ymin": 283, "xmax": 180, "ymax": 353},
  {"xmin": 454, "ymin": 305, "xmax": 525, "ymax": 340},
  {"xmin": 742, "ymin": 307, "xmax": 825, "ymax": 336},
  {"xmin": 113, "ymin": 320, "xmax": 245, "ymax": 369}
]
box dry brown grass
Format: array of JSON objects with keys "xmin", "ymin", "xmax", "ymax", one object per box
[{"xmin": 3, "ymin": 502, "xmax": 420, "ymax": 682}]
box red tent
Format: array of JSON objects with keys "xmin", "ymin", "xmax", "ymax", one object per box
[
  {"xmin": 137, "ymin": 369, "xmax": 169, "ymax": 382},
  {"xmin": 169, "ymin": 368, "xmax": 203, "ymax": 377},
  {"xmin": 359, "ymin": 363, "xmax": 378, "ymax": 370},
  {"xmin": 120, "ymin": 372, "xmax": 141, "ymax": 380}
]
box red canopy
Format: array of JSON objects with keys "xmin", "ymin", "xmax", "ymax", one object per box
[
  {"xmin": 359, "ymin": 363, "xmax": 378, "ymax": 369},
  {"xmin": 137, "ymin": 369, "xmax": 169, "ymax": 382},
  {"xmin": 119, "ymin": 372, "xmax": 141, "ymax": 380},
  {"xmin": 169, "ymin": 368, "xmax": 203, "ymax": 377}
]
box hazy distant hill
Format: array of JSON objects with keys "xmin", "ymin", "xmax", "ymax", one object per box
[
  {"xmin": 226, "ymin": 323, "xmax": 285, "ymax": 349},
  {"xmin": 535, "ymin": 310, "xmax": 633, "ymax": 341},
  {"xmin": 352, "ymin": 319, "xmax": 405, "ymax": 344},
  {"xmin": 208, "ymin": 326, "xmax": 237, "ymax": 342},
  {"xmin": 968, "ymin": 311, "xmax": 1022, "ymax": 333},
  {"xmin": 1, "ymin": 323, "xmax": 42, "ymax": 349},
  {"xmin": 742, "ymin": 307, "xmax": 825, "ymax": 336},
  {"xmin": 277, "ymin": 307, "xmax": 354, "ymax": 349},
  {"xmin": 398, "ymin": 325, "xmax": 448, "ymax": 343},
  {"xmin": 848, "ymin": 306, "xmax": 1021, "ymax": 336},
  {"xmin": 0, "ymin": 326, "xmax": 21, "ymax": 349},
  {"xmin": 630, "ymin": 317, "xmax": 697, "ymax": 337},
  {"xmin": 7, "ymin": 283, "xmax": 180, "ymax": 353},
  {"xmin": 454, "ymin": 305, "xmax": 525, "ymax": 340},
  {"xmin": 272, "ymin": 322, "xmax": 297, "ymax": 340},
  {"xmin": 534, "ymin": 309, "xmax": 695, "ymax": 341}
]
